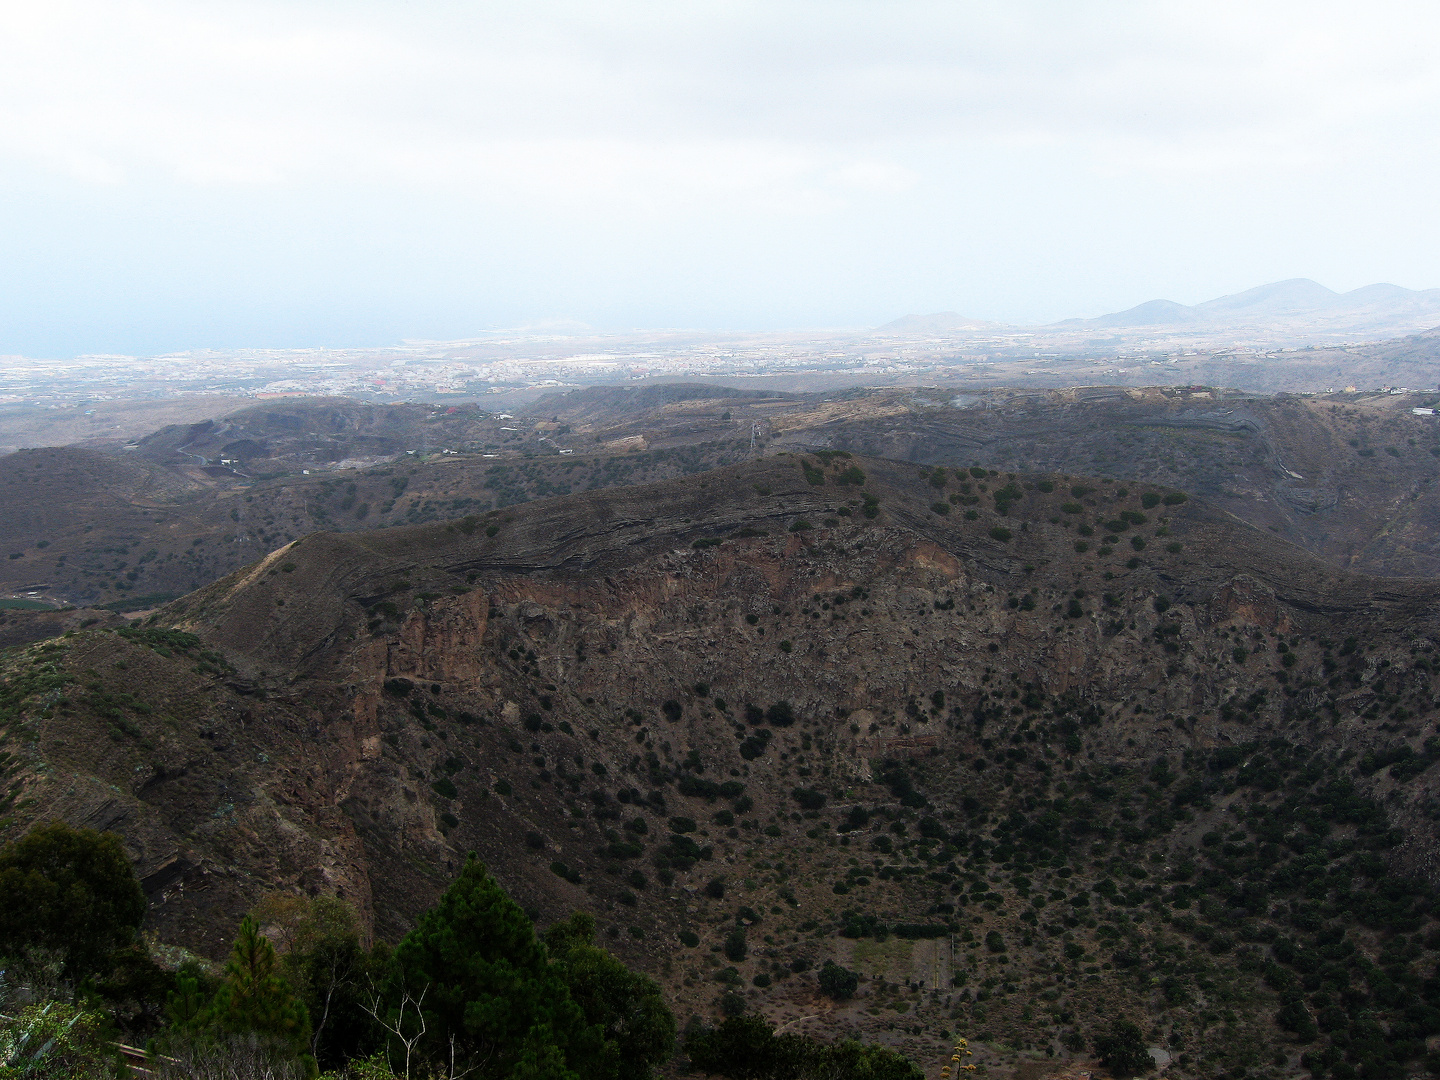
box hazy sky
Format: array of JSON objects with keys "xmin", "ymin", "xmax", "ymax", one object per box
[{"xmin": 3, "ymin": 0, "xmax": 1440, "ymax": 355}]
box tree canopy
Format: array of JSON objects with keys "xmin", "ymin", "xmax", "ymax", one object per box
[
  {"xmin": 0, "ymin": 821, "xmax": 146, "ymax": 978},
  {"xmin": 543, "ymin": 911, "xmax": 677, "ymax": 1080},
  {"xmin": 386, "ymin": 855, "xmax": 595, "ymax": 1078}
]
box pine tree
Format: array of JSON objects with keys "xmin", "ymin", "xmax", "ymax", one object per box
[
  {"xmin": 388, "ymin": 855, "xmax": 596, "ymax": 1077},
  {"xmin": 544, "ymin": 911, "xmax": 676, "ymax": 1080},
  {"xmin": 206, "ymin": 915, "xmax": 314, "ymax": 1063}
]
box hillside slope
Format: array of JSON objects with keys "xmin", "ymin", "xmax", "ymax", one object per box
[{"xmin": 5, "ymin": 453, "xmax": 1440, "ymax": 1077}]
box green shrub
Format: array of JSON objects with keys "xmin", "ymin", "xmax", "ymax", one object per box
[
  {"xmin": 0, "ymin": 822, "xmax": 146, "ymax": 979},
  {"xmin": 678, "ymin": 930, "xmax": 700, "ymax": 947},
  {"xmin": 0, "ymin": 1002, "xmax": 118, "ymax": 1078},
  {"xmin": 766, "ymin": 701, "xmax": 795, "ymax": 726},
  {"xmin": 1094, "ymin": 1020, "xmax": 1152, "ymax": 1077},
  {"xmin": 791, "ymin": 787, "xmax": 826, "ymax": 810},
  {"xmin": 818, "ymin": 960, "xmax": 859, "ymax": 1000},
  {"xmin": 989, "ymin": 526, "xmax": 1012, "ymax": 543}
]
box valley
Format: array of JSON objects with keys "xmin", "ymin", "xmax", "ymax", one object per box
[
  {"xmin": 8, "ymin": 385, "xmax": 1440, "ymax": 619},
  {"xmin": 3, "ymin": 441, "xmax": 1440, "ymax": 1078}
]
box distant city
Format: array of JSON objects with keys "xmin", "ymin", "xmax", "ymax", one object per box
[{"xmin": 2, "ymin": 279, "xmax": 1438, "ymax": 410}]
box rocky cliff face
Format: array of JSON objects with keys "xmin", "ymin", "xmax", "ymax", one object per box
[{"xmin": 5, "ymin": 452, "xmax": 1440, "ymax": 1076}]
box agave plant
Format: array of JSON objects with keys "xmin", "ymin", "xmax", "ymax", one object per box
[{"xmin": 0, "ymin": 1001, "xmax": 115, "ymax": 1078}]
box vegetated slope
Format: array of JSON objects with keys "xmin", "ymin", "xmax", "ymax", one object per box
[
  {"xmin": 129, "ymin": 398, "xmax": 507, "ymax": 474},
  {"xmin": 11, "ymin": 383, "xmax": 1440, "ymax": 609},
  {"xmin": 762, "ymin": 385, "xmax": 1440, "ymax": 578},
  {"xmin": 5, "ymin": 454, "xmax": 1440, "ymax": 1077},
  {"xmin": 0, "ymin": 408, "xmax": 759, "ymax": 608}
]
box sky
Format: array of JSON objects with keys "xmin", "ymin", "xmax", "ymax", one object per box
[{"xmin": 3, "ymin": 0, "xmax": 1440, "ymax": 356}]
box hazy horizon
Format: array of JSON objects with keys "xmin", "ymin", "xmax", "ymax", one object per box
[{"xmin": 3, "ymin": 2, "xmax": 1440, "ymax": 357}]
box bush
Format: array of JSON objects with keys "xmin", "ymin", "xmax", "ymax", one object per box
[
  {"xmin": 0, "ymin": 822, "xmax": 147, "ymax": 979},
  {"xmin": 723, "ymin": 929, "xmax": 747, "ymax": 962},
  {"xmin": 989, "ymin": 526, "xmax": 1012, "ymax": 543},
  {"xmin": 0, "ymin": 1001, "xmax": 118, "ymax": 1078},
  {"xmin": 703, "ymin": 878, "xmax": 726, "ymax": 899},
  {"xmin": 818, "ymin": 960, "xmax": 859, "ymax": 1000},
  {"xmin": 662, "ymin": 700, "xmax": 683, "ymax": 722},
  {"xmin": 791, "ymin": 787, "xmax": 826, "ymax": 811},
  {"xmin": 678, "ymin": 930, "xmax": 700, "ymax": 947},
  {"xmin": 1094, "ymin": 1020, "xmax": 1153, "ymax": 1077},
  {"xmin": 766, "ymin": 701, "xmax": 795, "ymax": 726},
  {"xmin": 1141, "ymin": 492, "xmax": 1161, "ymax": 508},
  {"xmin": 431, "ymin": 778, "xmax": 458, "ymax": 799}
]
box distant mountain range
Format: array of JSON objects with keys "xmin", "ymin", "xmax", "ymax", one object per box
[{"xmin": 881, "ymin": 279, "xmax": 1440, "ymax": 336}]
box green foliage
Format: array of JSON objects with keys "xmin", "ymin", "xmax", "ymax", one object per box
[
  {"xmin": 429, "ymin": 778, "xmax": 457, "ymax": 799},
  {"xmin": 387, "ymin": 856, "xmax": 592, "ymax": 1078},
  {"xmin": 765, "ymin": 701, "xmax": 795, "ymax": 727},
  {"xmin": 685, "ymin": 1015, "xmax": 921, "ymax": 1079},
  {"xmin": 818, "ymin": 960, "xmax": 859, "ymax": 1001},
  {"xmin": 791, "ymin": 787, "xmax": 825, "ymax": 811},
  {"xmin": 687, "ymin": 1014, "xmax": 807, "ymax": 1080},
  {"xmin": 1093, "ymin": 1019, "xmax": 1152, "ymax": 1077},
  {"xmin": 204, "ymin": 916, "xmax": 314, "ymax": 1064},
  {"xmin": 988, "ymin": 526, "xmax": 1012, "ymax": 543},
  {"xmin": 0, "ymin": 822, "xmax": 146, "ymax": 979},
  {"xmin": 543, "ymin": 912, "xmax": 677, "ymax": 1080},
  {"xmin": 0, "ymin": 1001, "xmax": 118, "ymax": 1079}
]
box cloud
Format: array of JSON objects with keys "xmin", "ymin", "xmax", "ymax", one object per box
[
  {"xmin": 2, "ymin": 0, "xmax": 1440, "ymax": 351},
  {"xmin": 5, "ymin": 1, "xmax": 1439, "ymax": 192}
]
